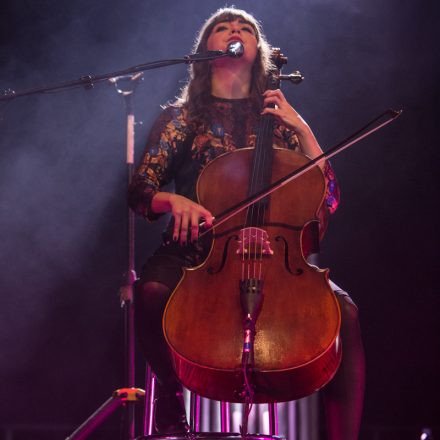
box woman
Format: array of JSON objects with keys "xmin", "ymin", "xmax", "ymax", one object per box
[{"xmin": 129, "ymin": 7, "xmax": 365, "ymax": 440}]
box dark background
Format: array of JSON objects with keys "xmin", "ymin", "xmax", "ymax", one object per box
[{"xmin": 0, "ymin": 0, "xmax": 438, "ymax": 439}]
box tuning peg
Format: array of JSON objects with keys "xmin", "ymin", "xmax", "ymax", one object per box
[{"xmin": 278, "ymin": 71, "xmax": 304, "ymax": 84}]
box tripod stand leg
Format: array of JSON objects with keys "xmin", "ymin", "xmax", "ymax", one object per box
[
  {"xmin": 65, "ymin": 388, "xmax": 145, "ymax": 440},
  {"xmin": 65, "ymin": 395, "xmax": 123, "ymax": 440}
]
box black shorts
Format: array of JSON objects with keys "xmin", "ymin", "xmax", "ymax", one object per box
[{"xmin": 138, "ymin": 240, "xmax": 208, "ymax": 290}]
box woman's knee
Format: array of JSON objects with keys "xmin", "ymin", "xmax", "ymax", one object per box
[
  {"xmin": 136, "ymin": 280, "xmax": 170, "ymax": 299},
  {"xmin": 135, "ymin": 280, "xmax": 171, "ymax": 316},
  {"xmin": 336, "ymin": 295, "xmax": 363, "ymax": 345},
  {"xmin": 338, "ymin": 295, "xmax": 359, "ymax": 323},
  {"xmin": 329, "ymin": 280, "xmax": 360, "ymax": 328}
]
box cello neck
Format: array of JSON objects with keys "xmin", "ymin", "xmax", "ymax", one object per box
[{"xmin": 246, "ymin": 49, "xmax": 286, "ymax": 227}]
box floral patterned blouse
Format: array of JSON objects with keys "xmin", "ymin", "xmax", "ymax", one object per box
[{"xmin": 128, "ymin": 96, "xmax": 340, "ymax": 251}]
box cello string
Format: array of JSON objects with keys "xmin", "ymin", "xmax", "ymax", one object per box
[
  {"xmin": 245, "ymin": 105, "xmax": 260, "ymax": 272},
  {"xmin": 245, "ymin": 86, "xmax": 276, "ymax": 277},
  {"xmin": 247, "ymin": 104, "xmax": 265, "ymax": 273},
  {"xmin": 257, "ymin": 52, "xmax": 284, "ymax": 276},
  {"xmin": 257, "ymin": 106, "xmax": 273, "ymax": 276},
  {"xmin": 249, "ymin": 99, "xmax": 272, "ymax": 277},
  {"xmin": 245, "ymin": 109, "xmax": 259, "ymax": 279},
  {"xmin": 252, "ymin": 108, "xmax": 267, "ymax": 275}
]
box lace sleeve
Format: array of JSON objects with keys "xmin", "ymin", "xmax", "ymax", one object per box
[
  {"xmin": 323, "ymin": 161, "xmax": 340, "ymax": 214},
  {"xmin": 128, "ymin": 106, "xmax": 189, "ymax": 221}
]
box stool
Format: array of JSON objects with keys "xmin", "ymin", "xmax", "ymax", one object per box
[{"xmin": 139, "ymin": 365, "xmax": 285, "ymax": 440}]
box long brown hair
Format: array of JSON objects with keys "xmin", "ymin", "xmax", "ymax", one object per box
[{"xmin": 174, "ymin": 7, "xmax": 273, "ymax": 126}]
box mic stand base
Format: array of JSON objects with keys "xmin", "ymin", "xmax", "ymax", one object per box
[{"xmin": 65, "ymin": 388, "xmax": 145, "ymax": 440}]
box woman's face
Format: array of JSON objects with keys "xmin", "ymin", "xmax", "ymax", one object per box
[{"xmin": 206, "ymin": 18, "xmax": 258, "ymax": 66}]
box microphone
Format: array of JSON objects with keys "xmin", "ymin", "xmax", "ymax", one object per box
[
  {"xmin": 185, "ymin": 42, "xmax": 244, "ymax": 63},
  {"xmin": 227, "ymin": 41, "xmax": 244, "ymax": 58}
]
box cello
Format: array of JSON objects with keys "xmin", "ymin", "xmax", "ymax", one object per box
[{"xmin": 163, "ymin": 49, "xmax": 341, "ymax": 404}]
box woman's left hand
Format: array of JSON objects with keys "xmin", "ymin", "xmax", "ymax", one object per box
[
  {"xmin": 261, "ymin": 89, "xmax": 326, "ymax": 169},
  {"xmin": 261, "ymin": 89, "xmax": 310, "ymax": 135}
]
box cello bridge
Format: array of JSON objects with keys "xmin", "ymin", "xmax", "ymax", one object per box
[{"xmin": 236, "ymin": 227, "xmax": 274, "ymax": 257}]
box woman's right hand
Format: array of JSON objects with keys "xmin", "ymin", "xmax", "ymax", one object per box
[{"xmin": 151, "ymin": 192, "xmax": 214, "ymax": 245}]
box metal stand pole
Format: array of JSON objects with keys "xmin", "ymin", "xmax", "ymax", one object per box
[
  {"xmin": 190, "ymin": 393, "xmax": 201, "ymax": 432},
  {"xmin": 220, "ymin": 402, "xmax": 230, "ymax": 432},
  {"xmin": 143, "ymin": 365, "xmax": 156, "ymax": 436},
  {"xmin": 113, "ymin": 72, "xmax": 144, "ymax": 440},
  {"xmin": 268, "ymin": 403, "xmax": 278, "ymax": 436}
]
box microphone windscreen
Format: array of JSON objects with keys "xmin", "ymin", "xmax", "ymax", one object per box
[{"xmin": 227, "ymin": 41, "xmax": 244, "ymax": 58}]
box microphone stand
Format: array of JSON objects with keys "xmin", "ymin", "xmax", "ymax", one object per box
[
  {"xmin": 0, "ymin": 50, "xmax": 231, "ymax": 101},
  {"xmin": 0, "ymin": 49, "xmax": 235, "ymax": 440}
]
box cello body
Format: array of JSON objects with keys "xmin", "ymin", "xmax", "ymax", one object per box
[{"xmin": 163, "ymin": 147, "xmax": 341, "ymax": 403}]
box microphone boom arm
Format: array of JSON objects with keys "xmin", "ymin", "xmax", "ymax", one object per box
[{"xmin": 0, "ymin": 45, "xmax": 238, "ymax": 101}]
